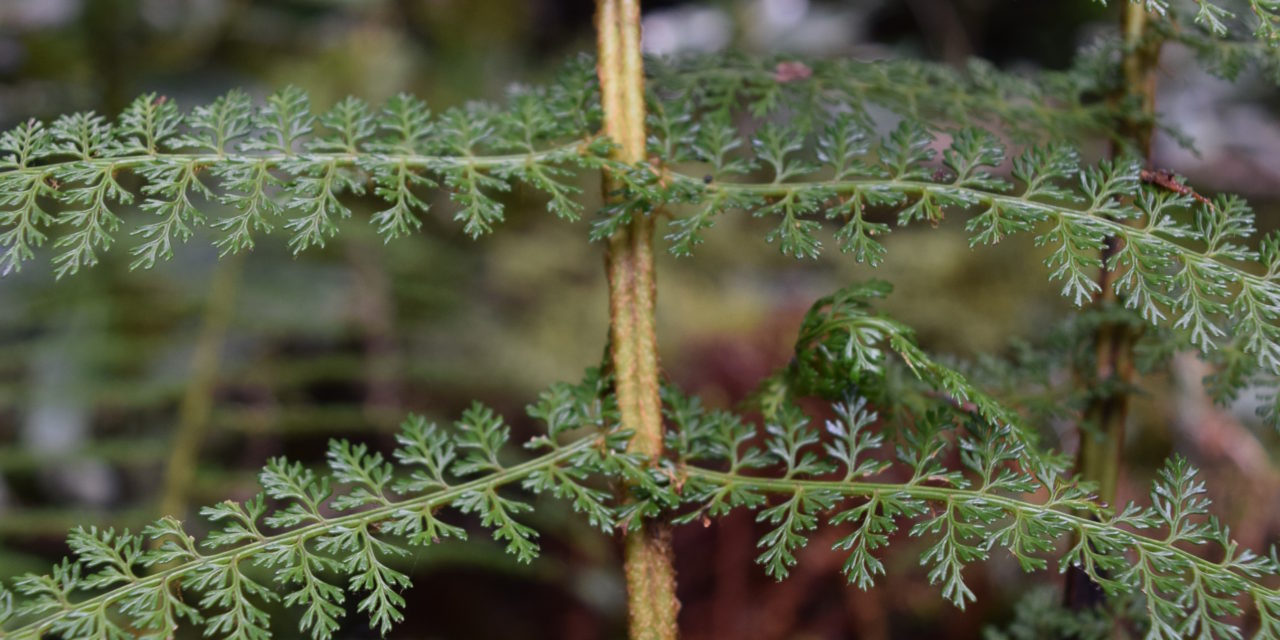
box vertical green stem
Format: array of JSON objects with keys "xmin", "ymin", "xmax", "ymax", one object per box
[
  {"xmin": 158, "ymin": 257, "xmax": 243, "ymax": 519},
  {"xmin": 595, "ymin": 1, "xmax": 681, "ymax": 639},
  {"xmin": 1066, "ymin": 1, "xmax": 1160, "ymax": 609}
]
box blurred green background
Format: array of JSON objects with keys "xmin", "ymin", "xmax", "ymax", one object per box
[{"xmin": 0, "ymin": 1, "xmax": 1277, "ymax": 638}]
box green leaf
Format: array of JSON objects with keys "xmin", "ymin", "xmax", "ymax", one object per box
[
  {"xmin": 178, "ymin": 89, "xmax": 253, "ymax": 153},
  {"xmin": 452, "ymin": 402, "xmax": 510, "ymax": 475},
  {"xmin": 310, "ymin": 96, "xmax": 376, "ymax": 154},
  {"xmin": 113, "ymin": 93, "xmax": 182, "ymax": 155},
  {"xmin": 756, "ymin": 489, "xmax": 839, "ymax": 580},
  {"xmin": 244, "ymin": 86, "xmax": 314, "ymax": 154},
  {"xmin": 327, "ymin": 441, "xmax": 394, "ymax": 511}
]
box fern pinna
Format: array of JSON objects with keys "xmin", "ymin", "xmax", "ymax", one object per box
[
  {"xmin": 3, "ymin": 53, "xmax": 1280, "ymax": 408},
  {"xmin": 3, "ymin": 0, "xmax": 1280, "ymax": 638},
  {"xmin": 1, "ymin": 288, "xmax": 1278, "ymax": 638}
]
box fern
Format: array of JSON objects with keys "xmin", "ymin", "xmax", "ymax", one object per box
[
  {"xmin": 0, "ymin": 52, "xmax": 1137, "ymax": 279},
  {"xmin": 644, "ymin": 109, "xmax": 1280, "ymax": 411},
  {"xmin": 0, "ymin": 58, "xmax": 610, "ymax": 277},
  {"xmin": 661, "ymin": 283, "xmax": 1280, "ymax": 637},
  {"xmin": 6, "ymin": 286, "xmax": 1278, "ymax": 639},
  {"xmin": 0, "ymin": 374, "xmax": 628, "ymax": 640},
  {"xmin": 4, "ymin": 1, "xmax": 1280, "ymax": 638}
]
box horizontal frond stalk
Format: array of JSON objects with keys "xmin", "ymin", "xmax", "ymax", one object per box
[
  {"xmin": 679, "ymin": 466, "xmax": 1280, "ymax": 633},
  {"xmin": 1, "ymin": 53, "xmax": 1136, "ymax": 280}
]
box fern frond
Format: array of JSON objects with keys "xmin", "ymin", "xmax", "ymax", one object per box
[
  {"xmin": 0, "ymin": 53, "xmax": 1138, "ymax": 278},
  {"xmin": 660, "ymin": 288, "xmax": 1280, "ymax": 634},
  {"xmin": 651, "ymin": 116, "xmax": 1280, "ymax": 382},
  {"xmin": 1104, "ymin": 0, "xmax": 1280, "ymax": 48},
  {"xmin": 669, "ymin": 401, "xmax": 1280, "ymax": 631},
  {"xmin": 0, "ymin": 62, "xmax": 608, "ymax": 276},
  {"xmin": 645, "ymin": 54, "xmax": 1124, "ymax": 144},
  {"xmin": 0, "ymin": 374, "xmax": 622, "ymax": 640}
]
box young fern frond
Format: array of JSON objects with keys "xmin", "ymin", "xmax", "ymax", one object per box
[
  {"xmin": 0, "ymin": 374, "xmax": 627, "ymax": 640},
  {"xmin": 659, "ymin": 283, "xmax": 1280, "ymax": 637}
]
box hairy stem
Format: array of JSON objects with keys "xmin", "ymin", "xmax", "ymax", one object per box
[
  {"xmin": 1076, "ymin": 0, "xmax": 1160, "ymax": 507},
  {"xmin": 1066, "ymin": 1, "xmax": 1160, "ymax": 611},
  {"xmin": 597, "ymin": 1, "xmax": 680, "ymax": 639},
  {"xmin": 1082, "ymin": 0, "xmax": 1160, "ymax": 517}
]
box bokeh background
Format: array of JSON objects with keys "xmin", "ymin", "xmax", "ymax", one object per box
[{"xmin": 0, "ymin": 1, "xmax": 1278, "ymax": 638}]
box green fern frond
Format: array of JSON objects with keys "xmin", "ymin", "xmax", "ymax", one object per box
[
  {"xmin": 663, "ymin": 333, "xmax": 1279, "ymax": 637},
  {"xmin": 668, "ymin": 395, "xmax": 1280, "ymax": 632},
  {"xmin": 650, "ymin": 113, "xmax": 1280, "ymax": 384},
  {"xmin": 1106, "ymin": 0, "xmax": 1280, "ymax": 47},
  {"xmin": 655, "ymin": 281, "xmax": 1280, "ymax": 633},
  {"xmin": 0, "ymin": 62, "xmax": 608, "ymax": 277},
  {"xmin": 0, "ymin": 374, "xmax": 622, "ymax": 640},
  {"xmin": 0, "ymin": 53, "xmax": 1143, "ymax": 279},
  {"xmin": 645, "ymin": 54, "xmax": 1124, "ymax": 144}
]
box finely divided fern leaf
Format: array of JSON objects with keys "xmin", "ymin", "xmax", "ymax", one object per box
[
  {"xmin": 4, "ymin": 292, "xmax": 1279, "ymax": 638},
  {"xmin": 661, "ymin": 284, "xmax": 1280, "ymax": 634},
  {"xmin": 0, "ymin": 374, "xmax": 619, "ymax": 640},
  {"xmin": 0, "ymin": 53, "xmax": 1128, "ymax": 277},
  {"xmin": 646, "ymin": 107, "xmax": 1280, "ymax": 393},
  {"xmin": 0, "ymin": 63, "xmax": 606, "ymax": 276}
]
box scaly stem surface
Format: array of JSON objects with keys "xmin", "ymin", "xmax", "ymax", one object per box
[{"xmin": 596, "ymin": 1, "xmax": 680, "ymax": 639}]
